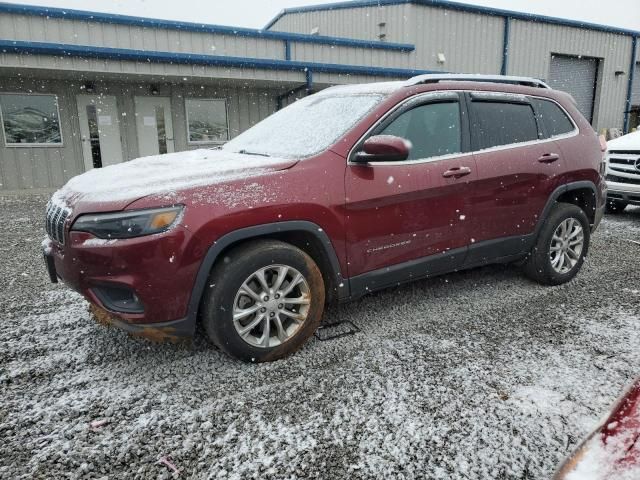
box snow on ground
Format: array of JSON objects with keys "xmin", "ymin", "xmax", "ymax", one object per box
[{"xmin": 1, "ymin": 195, "xmax": 639, "ymax": 479}]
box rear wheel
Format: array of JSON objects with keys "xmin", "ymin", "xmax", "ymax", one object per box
[
  {"xmin": 202, "ymin": 240, "xmax": 325, "ymax": 362},
  {"xmin": 523, "ymin": 203, "xmax": 590, "ymax": 286},
  {"xmin": 605, "ymin": 199, "xmax": 628, "ymax": 214}
]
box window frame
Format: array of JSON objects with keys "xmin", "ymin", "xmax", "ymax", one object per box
[
  {"xmin": 530, "ymin": 97, "xmax": 579, "ymax": 140},
  {"xmin": 467, "ymin": 92, "xmax": 541, "ymax": 152},
  {"xmin": 465, "ymin": 92, "xmax": 579, "ymax": 153},
  {"xmin": 0, "ymin": 92, "xmax": 64, "ymax": 148},
  {"xmin": 184, "ymin": 97, "xmax": 229, "ymax": 145},
  {"xmin": 347, "ymin": 91, "xmax": 472, "ymax": 166}
]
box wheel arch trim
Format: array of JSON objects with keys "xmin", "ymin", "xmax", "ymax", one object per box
[
  {"xmin": 186, "ymin": 221, "xmax": 346, "ymax": 326},
  {"xmin": 541, "ymin": 180, "xmax": 598, "ymax": 228}
]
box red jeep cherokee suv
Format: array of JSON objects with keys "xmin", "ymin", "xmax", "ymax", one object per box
[{"xmin": 43, "ymin": 74, "xmax": 606, "ymax": 362}]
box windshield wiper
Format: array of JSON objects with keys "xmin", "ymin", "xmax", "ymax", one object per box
[{"xmin": 236, "ymin": 149, "xmax": 270, "ymax": 157}]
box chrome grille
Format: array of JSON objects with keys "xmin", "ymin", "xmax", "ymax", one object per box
[
  {"xmin": 45, "ymin": 201, "xmax": 70, "ymax": 245},
  {"xmin": 607, "ymin": 154, "xmax": 640, "ymax": 180}
]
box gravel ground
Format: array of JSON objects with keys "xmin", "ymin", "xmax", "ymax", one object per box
[{"xmin": 1, "ymin": 194, "xmax": 639, "ymax": 479}]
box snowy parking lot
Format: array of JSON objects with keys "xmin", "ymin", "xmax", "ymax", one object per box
[{"xmin": 1, "ymin": 194, "xmax": 639, "ymax": 479}]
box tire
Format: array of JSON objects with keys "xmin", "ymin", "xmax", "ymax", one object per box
[
  {"xmin": 523, "ymin": 203, "xmax": 590, "ymax": 286},
  {"xmin": 201, "ymin": 239, "xmax": 325, "ymax": 362},
  {"xmin": 605, "ymin": 199, "xmax": 628, "ymax": 214}
]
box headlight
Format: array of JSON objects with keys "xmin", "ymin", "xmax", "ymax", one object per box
[{"xmin": 72, "ymin": 206, "xmax": 183, "ymax": 239}]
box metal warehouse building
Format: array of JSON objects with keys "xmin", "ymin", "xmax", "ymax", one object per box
[{"xmin": 0, "ymin": 0, "xmax": 639, "ymax": 191}]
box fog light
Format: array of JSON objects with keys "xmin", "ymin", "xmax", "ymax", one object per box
[{"xmin": 92, "ymin": 285, "xmax": 144, "ymax": 314}]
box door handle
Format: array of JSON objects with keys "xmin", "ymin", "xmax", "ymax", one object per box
[
  {"xmin": 538, "ymin": 153, "xmax": 560, "ymax": 163},
  {"xmin": 442, "ymin": 166, "xmax": 472, "ymax": 179}
]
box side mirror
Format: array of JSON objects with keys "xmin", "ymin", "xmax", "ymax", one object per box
[{"xmin": 353, "ymin": 135, "xmax": 411, "ymax": 163}]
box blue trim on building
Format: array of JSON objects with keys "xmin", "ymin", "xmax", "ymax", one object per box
[
  {"xmin": 624, "ymin": 36, "xmax": 638, "ymax": 134},
  {"xmin": 0, "ymin": 2, "xmax": 415, "ymax": 52},
  {"xmin": 0, "ymin": 39, "xmax": 438, "ymax": 78},
  {"xmin": 501, "ymin": 17, "xmax": 510, "ymax": 76},
  {"xmin": 264, "ymin": 0, "xmax": 640, "ymax": 37}
]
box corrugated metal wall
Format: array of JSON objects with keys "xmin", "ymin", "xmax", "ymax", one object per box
[
  {"xmin": 269, "ymin": 7, "xmax": 404, "ymax": 41},
  {"xmin": 270, "ymin": 4, "xmax": 503, "ymax": 73},
  {"xmin": 507, "ymin": 19, "xmax": 632, "ymax": 130},
  {"xmin": 0, "ymin": 11, "xmax": 413, "ymax": 76},
  {"xmin": 0, "ymin": 13, "xmax": 286, "ymax": 59},
  {"xmin": 405, "ymin": 4, "xmax": 503, "ymax": 74}
]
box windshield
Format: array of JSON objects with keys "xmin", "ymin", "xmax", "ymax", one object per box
[{"xmin": 223, "ymin": 93, "xmax": 384, "ymax": 158}]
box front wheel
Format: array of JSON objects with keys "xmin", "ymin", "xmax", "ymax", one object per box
[
  {"xmin": 202, "ymin": 240, "xmax": 325, "ymax": 362},
  {"xmin": 523, "ymin": 203, "xmax": 590, "ymax": 286}
]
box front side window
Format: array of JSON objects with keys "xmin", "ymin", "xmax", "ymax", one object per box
[
  {"xmin": 0, "ymin": 94, "xmax": 62, "ymax": 145},
  {"xmin": 471, "ymin": 101, "xmax": 538, "ymax": 150},
  {"xmin": 532, "ymin": 98, "xmax": 575, "ymax": 138},
  {"xmin": 185, "ymin": 98, "xmax": 228, "ymax": 143},
  {"xmin": 379, "ymin": 101, "xmax": 461, "ymax": 160}
]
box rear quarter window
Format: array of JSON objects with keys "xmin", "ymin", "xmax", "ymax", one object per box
[
  {"xmin": 470, "ymin": 101, "xmax": 539, "ymax": 150},
  {"xmin": 532, "ymin": 98, "xmax": 576, "ymax": 138}
]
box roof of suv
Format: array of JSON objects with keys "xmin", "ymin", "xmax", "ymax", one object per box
[{"xmin": 321, "ymin": 74, "xmax": 571, "ymax": 107}]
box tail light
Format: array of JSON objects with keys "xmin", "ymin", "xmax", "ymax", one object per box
[{"xmin": 599, "ymin": 134, "xmax": 607, "ymax": 153}]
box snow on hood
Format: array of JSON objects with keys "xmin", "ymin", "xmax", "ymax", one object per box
[
  {"xmin": 52, "ymin": 149, "xmax": 296, "ymax": 208},
  {"xmin": 607, "ymin": 130, "xmax": 640, "ymax": 151}
]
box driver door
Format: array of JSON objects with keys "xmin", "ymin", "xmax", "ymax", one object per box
[{"xmin": 344, "ymin": 93, "xmax": 476, "ymax": 289}]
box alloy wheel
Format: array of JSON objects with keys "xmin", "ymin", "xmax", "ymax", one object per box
[
  {"xmin": 232, "ymin": 264, "xmax": 311, "ymax": 348},
  {"xmin": 549, "ymin": 217, "xmax": 584, "ymax": 274}
]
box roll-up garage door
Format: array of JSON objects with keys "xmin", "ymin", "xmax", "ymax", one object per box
[{"xmin": 548, "ymin": 54, "xmax": 599, "ymax": 123}]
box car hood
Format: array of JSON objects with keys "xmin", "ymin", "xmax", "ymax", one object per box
[
  {"xmin": 52, "ymin": 149, "xmax": 298, "ymax": 214},
  {"xmin": 607, "ymin": 130, "xmax": 640, "ymax": 151}
]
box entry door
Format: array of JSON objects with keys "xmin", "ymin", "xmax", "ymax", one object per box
[
  {"xmin": 76, "ymin": 95, "xmax": 123, "ymax": 170},
  {"xmin": 344, "ymin": 96, "xmax": 474, "ymax": 280},
  {"xmin": 134, "ymin": 96, "xmax": 175, "ymax": 157}
]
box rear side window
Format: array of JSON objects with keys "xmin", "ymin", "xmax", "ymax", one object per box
[
  {"xmin": 532, "ymin": 98, "xmax": 575, "ymax": 138},
  {"xmin": 471, "ymin": 101, "xmax": 538, "ymax": 150},
  {"xmin": 379, "ymin": 102, "xmax": 461, "ymax": 160}
]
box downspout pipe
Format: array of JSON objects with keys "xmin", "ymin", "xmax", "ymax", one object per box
[
  {"xmin": 501, "ymin": 17, "xmax": 510, "ymax": 76},
  {"xmin": 624, "ymin": 35, "xmax": 638, "ymax": 133},
  {"xmin": 276, "ymin": 70, "xmax": 314, "ymax": 110}
]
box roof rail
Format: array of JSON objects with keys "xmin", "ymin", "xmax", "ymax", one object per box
[{"xmin": 405, "ymin": 74, "xmax": 551, "ymax": 89}]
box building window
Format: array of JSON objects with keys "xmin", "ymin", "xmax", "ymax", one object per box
[
  {"xmin": 0, "ymin": 93, "xmax": 63, "ymax": 146},
  {"xmin": 185, "ymin": 98, "xmax": 228, "ymax": 143}
]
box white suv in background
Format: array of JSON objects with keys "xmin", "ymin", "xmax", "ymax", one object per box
[{"xmin": 605, "ymin": 131, "xmax": 640, "ymax": 213}]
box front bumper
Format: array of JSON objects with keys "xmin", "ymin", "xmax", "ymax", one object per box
[
  {"xmin": 606, "ymin": 180, "xmax": 640, "ymax": 206},
  {"xmin": 89, "ymin": 304, "xmax": 193, "ymax": 342},
  {"xmin": 43, "ymin": 225, "xmax": 205, "ymax": 338}
]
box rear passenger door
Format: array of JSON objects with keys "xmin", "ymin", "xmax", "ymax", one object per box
[{"xmin": 465, "ymin": 92, "xmax": 565, "ymax": 263}]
